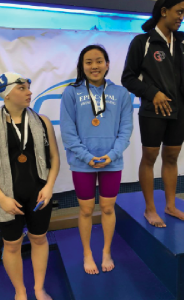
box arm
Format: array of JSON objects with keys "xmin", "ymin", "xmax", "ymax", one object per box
[
  {"xmin": 107, "ymin": 89, "xmax": 133, "ymax": 162},
  {"xmin": 60, "ymin": 87, "xmax": 94, "ymax": 164},
  {"xmin": 37, "ymin": 115, "xmax": 60, "ymax": 208},
  {"xmin": 121, "ymin": 35, "xmax": 159, "ymax": 102},
  {"xmin": 0, "ymin": 189, "xmax": 6, "ymax": 204}
]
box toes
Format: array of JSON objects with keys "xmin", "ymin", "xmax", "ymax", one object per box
[
  {"xmin": 157, "ymin": 222, "xmax": 166, "ymax": 227},
  {"xmin": 108, "ymin": 264, "xmax": 115, "ymax": 272},
  {"xmin": 85, "ymin": 268, "xmax": 99, "ymax": 275},
  {"xmin": 149, "ymin": 221, "xmax": 166, "ymax": 227},
  {"xmin": 102, "ymin": 264, "xmax": 115, "ymax": 272}
]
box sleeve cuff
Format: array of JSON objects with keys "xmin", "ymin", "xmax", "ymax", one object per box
[
  {"xmin": 143, "ymin": 86, "xmax": 159, "ymax": 102},
  {"xmin": 107, "ymin": 150, "xmax": 117, "ymax": 162},
  {"xmin": 83, "ymin": 153, "xmax": 94, "ymax": 164}
]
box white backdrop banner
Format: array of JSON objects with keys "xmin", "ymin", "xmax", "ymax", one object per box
[{"xmin": 0, "ymin": 28, "xmax": 184, "ymax": 192}]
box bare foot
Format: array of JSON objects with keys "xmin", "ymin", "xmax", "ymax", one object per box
[
  {"xmin": 35, "ymin": 289, "xmax": 53, "ymax": 300},
  {"xmin": 15, "ymin": 292, "xmax": 27, "ymax": 300},
  {"xmin": 84, "ymin": 255, "xmax": 99, "ymax": 275},
  {"xmin": 101, "ymin": 252, "xmax": 115, "ymax": 272},
  {"xmin": 165, "ymin": 207, "xmax": 184, "ymax": 220},
  {"xmin": 144, "ymin": 211, "xmax": 166, "ymax": 227}
]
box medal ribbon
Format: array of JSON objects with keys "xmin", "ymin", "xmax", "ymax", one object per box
[
  {"xmin": 3, "ymin": 106, "xmax": 28, "ymax": 153},
  {"xmin": 86, "ymin": 80, "xmax": 107, "ymax": 117}
]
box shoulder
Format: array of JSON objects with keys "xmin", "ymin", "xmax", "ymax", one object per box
[
  {"xmin": 131, "ymin": 33, "xmax": 149, "ymax": 44},
  {"xmin": 107, "ymin": 82, "xmax": 131, "ymax": 105},
  {"xmin": 62, "ymin": 82, "xmax": 85, "ymax": 104},
  {"xmin": 129, "ymin": 33, "xmax": 150, "ymax": 51},
  {"xmin": 108, "ymin": 81, "xmax": 129, "ymax": 95},
  {"xmin": 62, "ymin": 84, "xmax": 78, "ymax": 101},
  {"xmin": 39, "ymin": 114, "xmax": 52, "ymax": 129},
  {"xmin": 63, "ymin": 83, "xmax": 83, "ymax": 94}
]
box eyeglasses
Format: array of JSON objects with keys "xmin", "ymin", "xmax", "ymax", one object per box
[{"xmin": 0, "ymin": 77, "xmax": 31, "ymax": 90}]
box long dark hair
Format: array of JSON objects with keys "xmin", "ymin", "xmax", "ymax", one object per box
[
  {"xmin": 70, "ymin": 44, "xmax": 110, "ymax": 87},
  {"xmin": 142, "ymin": 0, "xmax": 183, "ymax": 32}
]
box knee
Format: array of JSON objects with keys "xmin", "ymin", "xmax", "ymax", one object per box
[
  {"xmin": 162, "ymin": 153, "xmax": 178, "ymax": 165},
  {"xmin": 162, "ymin": 147, "xmax": 181, "ymax": 165},
  {"xmin": 100, "ymin": 205, "xmax": 114, "ymax": 215},
  {"xmin": 3, "ymin": 238, "xmax": 22, "ymax": 254},
  {"xmin": 142, "ymin": 150, "xmax": 159, "ymax": 166},
  {"xmin": 28, "ymin": 233, "xmax": 47, "ymax": 246},
  {"xmin": 80, "ymin": 207, "xmax": 94, "ymax": 218}
]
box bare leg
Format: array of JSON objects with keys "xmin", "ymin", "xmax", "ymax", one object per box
[
  {"xmin": 162, "ymin": 145, "xmax": 184, "ymax": 220},
  {"xmin": 78, "ymin": 198, "xmax": 99, "ymax": 275},
  {"xmin": 3, "ymin": 236, "xmax": 27, "ymax": 300},
  {"xmin": 139, "ymin": 146, "xmax": 166, "ymax": 227},
  {"xmin": 100, "ymin": 196, "xmax": 116, "ymax": 272},
  {"xmin": 28, "ymin": 232, "xmax": 52, "ymax": 300}
]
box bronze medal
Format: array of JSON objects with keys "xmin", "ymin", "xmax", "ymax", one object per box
[
  {"xmin": 92, "ymin": 118, "xmax": 100, "ymax": 126},
  {"xmin": 18, "ymin": 154, "xmax": 27, "ymax": 163},
  {"xmin": 86, "ymin": 80, "xmax": 106, "ymax": 127}
]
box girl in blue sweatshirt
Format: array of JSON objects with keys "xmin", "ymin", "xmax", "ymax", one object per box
[{"xmin": 60, "ymin": 45, "xmax": 133, "ymax": 275}]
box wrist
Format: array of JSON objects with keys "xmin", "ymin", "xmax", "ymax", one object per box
[
  {"xmin": 0, "ymin": 194, "xmax": 6, "ymax": 205},
  {"xmin": 45, "ymin": 182, "xmax": 54, "ymax": 189}
]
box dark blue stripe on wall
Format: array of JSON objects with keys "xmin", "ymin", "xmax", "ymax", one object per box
[{"xmin": 0, "ymin": 0, "xmax": 154, "ymax": 13}]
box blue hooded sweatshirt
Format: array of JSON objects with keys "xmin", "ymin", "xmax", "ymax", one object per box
[{"xmin": 60, "ymin": 79, "xmax": 133, "ymax": 172}]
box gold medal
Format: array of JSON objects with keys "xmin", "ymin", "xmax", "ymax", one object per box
[
  {"xmin": 18, "ymin": 154, "xmax": 27, "ymax": 163},
  {"xmin": 92, "ymin": 118, "xmax": 100, "ymax": 126}
]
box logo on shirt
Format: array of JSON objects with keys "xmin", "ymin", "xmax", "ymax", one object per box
[{"xmin": 154, "ymin": 51, "xmax": 166, "ymax": 62}]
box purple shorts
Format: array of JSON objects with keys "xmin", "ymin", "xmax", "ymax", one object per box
[{"xmin": 72, "ymin": 171, "xmax": 122, "ymax": 200}]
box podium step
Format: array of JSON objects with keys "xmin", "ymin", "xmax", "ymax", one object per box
[
  {"xmin": 55, "ymin": 225, "xmax": 174, "ymax": 300},
  {"xmin": 115, "ymin": 190, "xmax": 184, "ymax": 300},
  {"xmin": 49, "ymin": 205, "xmax": 101, "ymax": 230}
]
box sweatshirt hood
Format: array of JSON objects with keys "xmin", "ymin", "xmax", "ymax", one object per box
[{"xmin": 80, "ymin": 79, "xmax": 115, "ymax": 88}]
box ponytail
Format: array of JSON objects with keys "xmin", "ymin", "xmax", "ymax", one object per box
[
  {"xmin": 142, "ymin": 17, "xmax": 157, "ymax": 32},
  {"xmin": 142, "ymin": 0, "xmax": 165, "ymax": 32}
]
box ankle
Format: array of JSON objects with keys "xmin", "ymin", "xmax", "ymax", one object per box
[
  {"xmin": 34, "ymin": 287, "xmax": 44, "ymax": 293},
  {"xmin": 83, "ymin": 250, "xmax": 93, "ymax": 258},
  {"xmin": 103, "ymin": 248, "xmax": 111, "ymax": 255},
  {"xmin": 165, "ymin": 205, "xmax": 175, "ymax": 211},
  {"xmin": 145, "ymin": 206, "xmax": 157, "ymax": 213},
  {"xmin": 15, "ymin": 287, "xmax": 27, "ymax": 296}
]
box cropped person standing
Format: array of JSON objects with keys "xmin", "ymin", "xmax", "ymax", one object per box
[
  {"xmin": 0, "ymin": 72, "xmax": 60, "ymax": 300},
  {"xmin": 122, "ymin": 0, "xmax": 184, "ymax": 227},
  {"xmin": 61, "ymin": 45, "xmax": 133, "ymax": 274}
]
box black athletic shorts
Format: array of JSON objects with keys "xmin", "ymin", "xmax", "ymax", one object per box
[
  {"xmin": 0, "ymin": 182, "xmax": 52, "ymax": 241},
  {"xmin": 139, "ymin": 113, "xmax": 184, "ymax": 147}
]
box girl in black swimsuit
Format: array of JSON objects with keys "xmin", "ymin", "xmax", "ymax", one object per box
[{"xmin": 0, "ymin": 72, "xmax": 60, "ymax": 300}]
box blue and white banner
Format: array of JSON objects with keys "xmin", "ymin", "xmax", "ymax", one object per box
[{"xmin": 0, "ymin": 28, "xmax": 184, "ymax": 192}]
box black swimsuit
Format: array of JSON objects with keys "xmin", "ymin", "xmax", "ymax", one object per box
[
  {"xmin": 8, "ymin": 122, "xmax": 40, "ymax": 198},
  {"xmin": 0, "ymin": 122, "xmax": 52, "ymax": 241}
]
